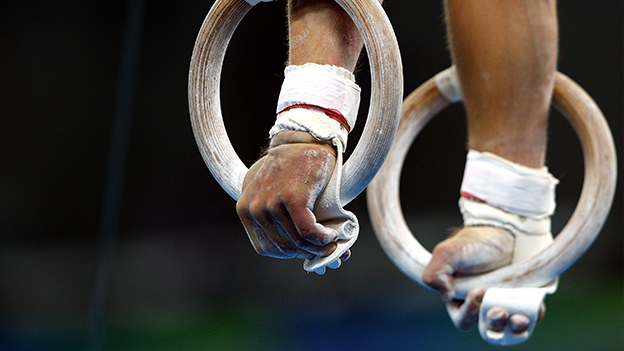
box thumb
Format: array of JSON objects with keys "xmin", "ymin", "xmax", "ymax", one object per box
[
  {"xmin": 422, "ymin": 226, "xmax": 514, "ymax": 301},
  {"xmin": 422, "ymin": 242, "xmax": 460, "ymax": 301}
]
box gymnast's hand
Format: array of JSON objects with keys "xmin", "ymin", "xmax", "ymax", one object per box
[
  {"xmin": 422, "ymin": 226, "xmax": 545, "ymax": 333},
  {"xmin": 236, "ymin": 131, "xmax": 349, "ymax": 260}
]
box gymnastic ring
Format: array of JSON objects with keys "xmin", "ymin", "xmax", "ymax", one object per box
[
  {"xmin": 189, "ymin": 0, "xmax": 402, "ymax": 204},
  {"xmin": 367, "ymin": 67, "xmax": 617, "ymax": 299}
]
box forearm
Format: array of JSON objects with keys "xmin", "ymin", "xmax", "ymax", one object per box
[
  {"xmin": 287, "ymin": 0, "xmax": 364, "ymax": 70},
  {"xmin": 445, "ymin": 0, "xmax": 558, "ymax": 168},
  {"xmin": 273, "ymin": 0, "xmax": 367, "ymax": 149}
]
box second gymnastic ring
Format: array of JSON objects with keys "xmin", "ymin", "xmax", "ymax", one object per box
[{"xmin": 367, "ymin": 67, "xmax": 617, "ymax": 298}]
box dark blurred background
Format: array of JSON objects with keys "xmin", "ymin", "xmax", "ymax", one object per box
[{"xmin": 0, "ymin": 1, "xmax": 621, "ymax": 350}]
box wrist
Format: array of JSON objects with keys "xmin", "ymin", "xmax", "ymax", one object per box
[
  {"xmin": 270, "ymin": 63, "xmax": 361, "ymax": 152},
  {"xmin": 270, "ymin": 131, "xmax": 336, "ymax": 152}
]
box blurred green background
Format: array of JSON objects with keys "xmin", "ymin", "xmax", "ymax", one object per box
[{"xmin": 0, "ymin": 0, "xmax": 621, "ymax": 350}]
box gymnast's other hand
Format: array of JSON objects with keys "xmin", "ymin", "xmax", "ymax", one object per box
[
  {"xmin": 237, "ymin": 131, "xmax": 348, "ymax": 260},
  {"xmin": 422, "ymin": 226, "xmax": 545, "ymax": 332}
]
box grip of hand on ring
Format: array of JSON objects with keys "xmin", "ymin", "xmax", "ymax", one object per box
[
  {"xmin": 189, "ymin": 0, "xmax": 402, "ymax": 275},
  {"xmin": 460, "ymin": 195, "xmax": 559, "ymax": 345},
  {"xmin": 445, "ymin": 66, "xmax": 559, "ymax": 345},
  {"xmin": 367, "ymin": 66, "xmax": 616, "ymax": 346}
]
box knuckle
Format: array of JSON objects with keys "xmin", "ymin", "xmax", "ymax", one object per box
[
  {"xmin": 277, "ymin": 192, "xmax": 298, "ymax": 208},
  {"xmin": 280, "ymin": 189, "xmax": 308, "ymax": 207},
  {"xmin": 298, "ymin": 226, "xmax": 322, "ymax": 242},
  {"xmin": 265, "ymin": 197, "xmax": 285, "ymax": 215},
  {"xmin": 247, "ymin": 199, "xmax": 267, "ymax": 217},
  {"xmin": 431, "ymin": 242, "xmax": 455, "ymax": 261},
  {"xmin": 235, "ymin": 200, "xmax": 249, "ymax": 216},
  {"xmin": 421, "ymin": 271, "xmax": 435, "ymax": 285}
]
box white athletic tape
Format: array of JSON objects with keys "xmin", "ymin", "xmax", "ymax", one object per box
[
  {"xmin": 461, "ymin": 150, "xmax": 558, "ymax": 218},
  {"xmin": 269, "ymin": 108, "xmax": 349, "ymax": 151},
  {"xmin": 277, "ymin": 63, "xmax": 361, "ymax": 131}
]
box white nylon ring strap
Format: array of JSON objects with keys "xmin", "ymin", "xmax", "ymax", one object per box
[{"xmin": 434, "ymin": 65, "xmax": 462, "ymax": 103}]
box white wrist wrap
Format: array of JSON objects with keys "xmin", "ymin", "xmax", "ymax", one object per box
[
  {"xmin": 459, "ymin": 149, "xmax": 559, "ymax": 264},
  {"xmin": 270, "ymin": 108, "xmax": 349, "ymax": 150},
  {"xmin": 270, "ymin": 63, "xmax": 361, "ymax": 150},
  {"xmin": 277, "ymin": 63, "xmax": 360, "ymax": 128},
  {"xmin": 461, "ymin": 150, "xmax": 558, "ymax": 218}
]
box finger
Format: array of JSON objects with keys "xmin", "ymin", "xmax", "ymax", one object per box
[
  {"xmin": 238, "ymin": 206, "xmax": 303, "ymax": 259},
  {"xmin": 287, "ymin": 203, "xmax": 340, "ymax": 246},
  {"xmin": 265, "ymin": 200, "xmax": 338, "ymax": 258},
  {"xmin": 241, "ymin": 218, "xmax": 294, "ymax": 258},
  {"xmin": 446, "ymin": 288, "xmax": 486, "ymax": 331},
  {"xmin": 537, "ymin": 303, "xmax": 546, "ymax": 322},
  {"xmin": 271, "ymin": 219, "xmax": 321, "ymax": 259},
  {"xmin": 339, "ymin": 249, "xmax": 351, "ymax": 261},
  {"xmin": 484, "ymin": 306, "xmax": 509, "ymax": 332},
  {"xmin": 509, "ymin": 313, "xmax": 531, "ymax": 333},
  {"xmin": 485, "ymin": 303, "xmax": 544, "ymax": 334}
]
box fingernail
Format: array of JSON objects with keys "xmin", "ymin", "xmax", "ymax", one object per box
[
  {"xmin": 339, "ymin": 250, "xmax": 351, "ymax": 261},
  {"xmin": 509, "ymin": 314, "xmax": 530, "ymax": 332},
  {"xmin": 487, "ymin": 308, "xmax": 506, "ymax": 320}
]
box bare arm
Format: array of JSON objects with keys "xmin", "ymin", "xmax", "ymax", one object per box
[
  {"xmin": 236, "ymin": 0, "xmax": 364, "ymax": 260},
  {"xmin": 423, "ymin": 0, "xmax": 558, "ymax": 332}
]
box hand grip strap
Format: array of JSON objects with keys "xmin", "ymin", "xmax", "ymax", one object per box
[
  {"xmin": 303, "ymin": 141, "xmax": 359, "ymax": 274},
  {"xmin": 478, "ymin": 280, "xmax": 557, "ymax": 346}
]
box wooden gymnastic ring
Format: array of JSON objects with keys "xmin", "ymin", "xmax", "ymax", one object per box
[
  {"xmin": 367, "ymin": 68, "xmax": 617, "ymax": 298},
  {"xmin": 189, "ymin": 0, "xmax": 402, "ymax": 204}
]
